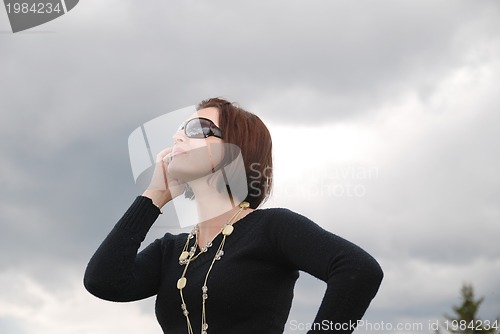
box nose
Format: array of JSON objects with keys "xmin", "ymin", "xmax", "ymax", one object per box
[{"xmin": 172, "ymin": 129, "xmax": 187, "ymax": 144}]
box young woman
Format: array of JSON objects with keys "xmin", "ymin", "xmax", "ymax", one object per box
[{"xmin": 84, "ymin": 98, "xmax": 383, "ymax": 334}]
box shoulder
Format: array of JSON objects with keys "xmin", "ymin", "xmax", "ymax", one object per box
[
  {"xmin": 256, "ymin": 207, "xmax": 316, "ymax": 223},
  {"xmin": 248, "ymin": 207, "xmax": 323, "ymax": 235},
  {"xmin": 147, "ymin": 231, "xmax": 188, "ymax": 253},
  {"xmin": 254, "ymin": 207, "xmax": 309, "ymax": 219}
]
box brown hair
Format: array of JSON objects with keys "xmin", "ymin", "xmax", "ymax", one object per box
[{"xmin": 197, "ymin": 97, "xmax": 273, "ymax": 209}]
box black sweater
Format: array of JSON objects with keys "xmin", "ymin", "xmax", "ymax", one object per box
[{"xmin": 84, "ymin": 196, "xmax": 383, "ymax": 333}]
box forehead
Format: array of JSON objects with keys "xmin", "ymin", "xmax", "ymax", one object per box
[{"xmin": 188, "ymin": 107, "xmax": 219, "ymax": 125}]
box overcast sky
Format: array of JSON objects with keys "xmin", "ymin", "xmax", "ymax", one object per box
[{"xmin": 1, "ymin": 1, "xmax": 500, "ymax": 333}]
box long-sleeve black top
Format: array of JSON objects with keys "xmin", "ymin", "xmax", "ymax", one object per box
[{"xmin": 84, "ymin": 196, "xmax": 383, "ymax": 333}]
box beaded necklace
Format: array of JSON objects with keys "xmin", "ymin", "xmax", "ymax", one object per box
[{"xmin": 177, "ymin": 201, "xmax": 250, "ymax": 334}]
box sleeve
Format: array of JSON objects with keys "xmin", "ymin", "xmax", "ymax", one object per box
[
  {"xmin": 83, "ymin": 196, "xmax": 165, "ymax": 302},
  {"xmin": 268, "ymin": 209, "xmax": 383, "ymax": 333}
]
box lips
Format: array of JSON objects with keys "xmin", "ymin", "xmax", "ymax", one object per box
[{"xmin": 171, "ymin": 148, "xmax": 187, "ymax": 157}]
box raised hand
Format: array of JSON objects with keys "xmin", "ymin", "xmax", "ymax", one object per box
[{"xmin": 142, "ymin": 147, "xmax": 186, "ymax": 209}]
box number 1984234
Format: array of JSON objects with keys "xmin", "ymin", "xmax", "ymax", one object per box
[{"xmin": 6, "ymin": 2, "xmax": 62, "ymax": 14}]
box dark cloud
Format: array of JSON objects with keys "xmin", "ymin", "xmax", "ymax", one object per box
[{"xmin": 2, "ymin": 1, "xmax": 499, "ymax": 125}]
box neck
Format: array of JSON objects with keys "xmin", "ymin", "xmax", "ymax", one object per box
[
  {"xmin": 187, "ymin": 176, "xmax": 240, "ymax": 246},
  {"xmin": 189, "ymin": 178, "xmax": 236, "ymax": 222}
]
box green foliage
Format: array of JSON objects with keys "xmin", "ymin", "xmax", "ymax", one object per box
[{"xmin": 436, "ymin": 283, "xmax": 499, "ymax": 334}]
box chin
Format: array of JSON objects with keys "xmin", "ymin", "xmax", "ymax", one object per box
[{"xmin": 168, "ymin": 161, "xmax": 214, "ymax": 183}]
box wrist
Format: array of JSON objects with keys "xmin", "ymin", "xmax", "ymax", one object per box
[{"xmin": 142, "ymin": 189, "xmax": 172, "ymax": 210}]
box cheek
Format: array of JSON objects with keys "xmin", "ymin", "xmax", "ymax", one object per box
[
  {"xmin": 189, "ymin": 146, "xmax": 212, "ymax": 165},
  {"xmin": 207, "ymin": 143, "xmax": 225, "ymax": 167},
  {"xmin": 187, "ymin": 138, "xmax": 209, "ymax": 150},
  {"xmin": 167, "ymin": 147, "xmax": 214, "ymax": 180},
  {"xmin": 167, "ymin": 141, "xmax": 225, "ymax": 181}
]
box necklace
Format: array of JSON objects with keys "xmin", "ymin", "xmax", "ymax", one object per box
[{"xmin": 177, "ymin": 201, "xmax": 250, "ymax": 334}]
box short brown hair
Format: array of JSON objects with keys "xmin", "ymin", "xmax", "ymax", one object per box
[{"xmin": 197, "ymin": 97, "xmax": 273, "ymax": 208}]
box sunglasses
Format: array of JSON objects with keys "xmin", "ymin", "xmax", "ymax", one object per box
[{"xmin": 178, "ymin": 117, "xmax": 223, "ymax": 139}]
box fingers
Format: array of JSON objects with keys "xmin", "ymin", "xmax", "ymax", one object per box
[
  {"xmin": 149, "ymin": 146, "xmax": 188, "ymax": 199},
  {"xmin": 155, "ymin": 146, "xmax": 173, "ymax": 162},
  {"xmin": 146, "ymin": 147, "xmax": 172, "ymax": 191}
]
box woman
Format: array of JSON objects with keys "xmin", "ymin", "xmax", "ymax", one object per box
[{"xmin": 84, "ymin": 98, "xmax": 383, "ymax": 334}]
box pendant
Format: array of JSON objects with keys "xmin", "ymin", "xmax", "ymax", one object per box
[
  {"xmin": 222, "ymin": 225, "xmax": 234, "ymax": 236},
  {"xmin": 179, "ymin": 251, "xmax": 190, "ymax": 261},
  {"xmin": 177, "ymin": 277, "xmax": 187, "ymax": 289}
]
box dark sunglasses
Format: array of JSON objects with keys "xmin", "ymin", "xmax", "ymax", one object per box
[{"xmin": 178, "ymin": 117, "xmax": 223, "ymax": 139}]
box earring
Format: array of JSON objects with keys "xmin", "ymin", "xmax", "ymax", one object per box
[{"xmin": 184, "ymin": 184, "xmax": 195, "ymax": 200}]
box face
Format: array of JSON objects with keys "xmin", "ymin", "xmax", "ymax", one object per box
[{"xmin": 167, "ymin": 107, "xmax": 225, "ymax": 182}]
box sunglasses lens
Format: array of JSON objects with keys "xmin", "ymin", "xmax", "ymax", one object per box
[
  {"xmin": 181, "ymin": 118, "xmax": 222, "ymax": 139},
  {"xmin": 184, "ymin": 118, "xmax": 210, "ymax": 138}
]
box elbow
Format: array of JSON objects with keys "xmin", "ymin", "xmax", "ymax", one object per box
[
  {"xmin": 366, "ymin": 255, "xmax": 383, "ymax": 283},
  {"xmin": 358, "ymin": 255, "xmax": 384, "ymax": 299},
  {"xmin": 83, "ymin": 267, "xmax": 114, "ymax": 300},
  {"xmin": 371, "ymin": 260, "xmax": 384, "ymax": 293},
  {"xmin": 83, "ymin": 267, "xmax": 133, "ymax": 302},
  {"xmin": 83, "ymin": 269, "xmax": 104, "ymax": 298},
  {"xmin": 83, "ymin": 276, "xmax": 119, "ymax": 301}
]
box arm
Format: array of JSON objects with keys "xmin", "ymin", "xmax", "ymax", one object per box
[
  {"xmin": 84, "ymin": 146, "xmax": 185, "ymax": 301},
  {"xmin": 268, "ymin": 209, "xmax": 383, "ymax": 333},
  {"xmin": 83, "ymin": 196, "xmax": 164, "ymax": 302}
]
